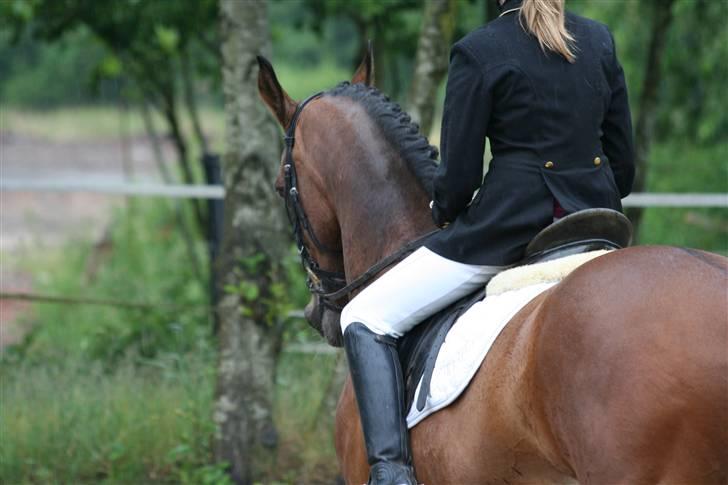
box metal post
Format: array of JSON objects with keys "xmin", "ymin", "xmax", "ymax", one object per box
[{"xmin": 203, "ymin": 153, "xmax": 225, "ymax": 334}]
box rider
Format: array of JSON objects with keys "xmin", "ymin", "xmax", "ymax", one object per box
[{"xmin": 341, "ymin": 0, "xmax": 634, "ymax": 482}]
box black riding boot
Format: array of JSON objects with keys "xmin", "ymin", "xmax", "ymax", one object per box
[{"xmin": 343, "ymin": 322, "xmax": 417, "ymax": 485}]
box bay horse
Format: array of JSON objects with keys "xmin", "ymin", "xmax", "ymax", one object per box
[{"xmin": 257, "ymin": 51, "xmax": 728, "ymax": 484}]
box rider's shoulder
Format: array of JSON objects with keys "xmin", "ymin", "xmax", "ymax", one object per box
[
  {"xmin": 452, "ymin": 25, "xmax": 508, "ymax": 68},
  {"xmin": 567, "ymin": 12, "xmax": 614, "ymax": 44}
]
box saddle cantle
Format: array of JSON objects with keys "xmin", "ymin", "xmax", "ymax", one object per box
[
  {"xmin": 399, "ymin": 208, "xmax": 633, "ymax": 413},
  {"xmin": 524, "ymin": 208, "xmax": 633, "ymax": 262}
]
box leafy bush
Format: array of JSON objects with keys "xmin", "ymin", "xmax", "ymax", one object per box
[
  {"xmin": 11, "ymin": 200, "xmax": 209, "ymax": 364},
  {"xmin": 1, "ymin": 196, "xmax": 338, "ymax": 483},
  {"xmin": 0, "ymin": 28, "xmax": 113, "ymax": 108}
]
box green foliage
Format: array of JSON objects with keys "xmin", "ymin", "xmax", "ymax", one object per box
[
  {"xmin": 571, "ymin": 0, "xmax": 728, "ymax": 145},
  {"xmin": 0, "ymin": 355, "xmax": 220, "ymax": 484},
  {"xmin": 12, "ymin": 200, "xmax": 210, "ymax": 364},
  {"xmin": 0, "ymin": 185, "xmax": 331, "ymax": 483},
  {"xmin": 0, "ymin": 172, "xmax": 315, "ymax": 364},
  {"xmin": 639, "ymin": 142, "xmax": 727, "ymax": 252},
  {"xmin": 0, "ymin": 349, "xmax": 341, "ymax": 484},
  {"xmin": 0, "ymin": 27, "xmax": 110, "ymax": 107},
  {"xmin": 656, "ymin": 0, "xmax": 728, "ymax": 144},
  {"xmin": 286, "ymin": 0, "xmax": 424, "ymax": 99}
]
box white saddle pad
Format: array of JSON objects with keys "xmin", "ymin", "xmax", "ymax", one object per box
[
  {"xmin": 406, "ymin": 249, "xmax": 611, "ymax": 428},
  {"xmin": 406, "ymin": 281, "xmax": 554, "ymax": 428}
]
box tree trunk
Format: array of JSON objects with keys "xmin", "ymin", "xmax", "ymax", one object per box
[
  {"xmin": 215, "ymin": 0, "xmax": 289, "ymax": 483},
  {"xmin": 181, "ymin": 48, "xmax": 210, "ymax": 156},
  {"xmin": 407, "ymin": 0, "xmax": 458, "ymax": 138},
  {"xmin": 159, "ymin": 86, "xmax": 207, "ymax": 232},
  {"xmin": 140, "ymin": 99, "xmax": 206, "ymax": 290},
  {"xmin": 626, "ymin": 0, "xmax": 676, "ymax": 238}
]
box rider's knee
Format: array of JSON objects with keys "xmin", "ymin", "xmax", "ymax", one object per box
[{"xmin": 340, "ymin": 302, "xmax": 391, "ymax": 337}]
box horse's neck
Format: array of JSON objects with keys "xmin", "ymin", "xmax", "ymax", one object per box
[{"xmin": 334, "ymin": 152, "xmax": 434, "ymax": 283}]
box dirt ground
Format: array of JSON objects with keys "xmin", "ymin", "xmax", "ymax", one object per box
[{"xmin": 0, "ymin": 129, "xmax": 177, "ymax": 348}]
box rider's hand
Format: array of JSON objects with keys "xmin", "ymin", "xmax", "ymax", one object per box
[{"xmin": 430, "ymin": 200, "xmax": 449, "ymax": 229}]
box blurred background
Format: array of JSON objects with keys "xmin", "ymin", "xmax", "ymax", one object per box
[{"xmin": 1, "ymin": 0, "xmax": 726, "ymax": 483}]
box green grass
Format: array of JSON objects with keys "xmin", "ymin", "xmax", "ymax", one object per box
[
  {"xmin": 0, "ymin": 354, "xmax": 222, "ymax": 484},
  {"xmin": 0, "ymin": 349, "xmax": 342, "ymax": 484},
  {"xmin": 14, "ymin": 200, "xmax": 210, "ymax": 364},
  {"xmin": 0, "ymin": 194, "xmax": 338, "ymax": 484},
  {"xmin": 272, "ymin": 351, "xmax": 343, "ymax": 484}
]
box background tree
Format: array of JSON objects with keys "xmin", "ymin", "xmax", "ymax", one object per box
[
  {"xmin": 407, "ymin": 0, "xmax": 458, "ymax": 137},
  {"xmin": 626, "ymin": 0, "xmax": 676, "ymax": 237},
  {"xmin": 2, "ymin": 0, "xmax": 220, "ymax": 230},
  {"xmin": 215, "ymin": 0, "xmax": 288, "ymax": 482},
  {"xmin": 297, "ymin": 0, "xmax": 422, "ymax": 99}
]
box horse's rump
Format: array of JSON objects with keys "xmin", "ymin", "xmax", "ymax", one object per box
[
  {"xmin": 529, "ymin": 246, "xmax": 728, "ymax": 483},
  {"xmin": 339, "ymin": 246, "xmax": 728, "ymax": 484}
]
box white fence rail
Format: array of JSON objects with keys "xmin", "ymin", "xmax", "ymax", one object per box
[
  {"xmin": 1, "ymin": 179, "xmax": 727, "ymax": 207},
  {"xmin": 0, "ymin": 180, "xmax": 225, "ymax": 199}
]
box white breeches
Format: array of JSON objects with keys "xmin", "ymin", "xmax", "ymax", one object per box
[{"xmin": 340, "ymin": 247, "xmax": 504, "ymax": 338}]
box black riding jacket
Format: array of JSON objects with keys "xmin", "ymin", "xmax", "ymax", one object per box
[{"xmin": 426, "ymin": 0, "xmax": 634, "ymax": 265}]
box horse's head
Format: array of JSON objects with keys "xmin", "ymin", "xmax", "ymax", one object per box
[{"xmin": 256, "ymin": 48, "xmax": 375, "ymax": 347}]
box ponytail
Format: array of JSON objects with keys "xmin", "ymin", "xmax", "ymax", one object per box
[{"xmin": 519, "ymin": 0, "xmax": 577, "ymax": 63}]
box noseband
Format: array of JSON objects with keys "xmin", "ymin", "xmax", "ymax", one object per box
[{"xmin": 282, "ymin": 92, "xmax": 438, "ymax": 313}]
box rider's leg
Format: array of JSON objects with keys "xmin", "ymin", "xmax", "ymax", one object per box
[{"xmin": 341, "ymin": 247, "xmax": 502, "ymax": 484}]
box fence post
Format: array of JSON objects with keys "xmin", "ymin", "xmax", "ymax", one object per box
[{"xmin": 203, "ymin": 153, "xmax": 224, "ymax": 334}]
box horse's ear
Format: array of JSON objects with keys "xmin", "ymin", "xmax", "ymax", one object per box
[
  {"xmin": 351, "ymin": 40, "xmax": 374, "ymax": 86},
  {"xmin": 257, "ymin": 55, "xmax": 297, "ymax": 127}
]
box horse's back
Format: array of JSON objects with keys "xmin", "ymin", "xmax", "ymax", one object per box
[{"xmin": 533, "ymin": 246, "xmax": 728, "ymax": 483}]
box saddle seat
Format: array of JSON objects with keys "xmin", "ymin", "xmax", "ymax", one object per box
[{"xmin": 399, "ymin": 208, "xmax": 633, "ymax": 413}]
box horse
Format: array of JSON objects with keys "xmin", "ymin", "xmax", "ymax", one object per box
[{"xmin": 257, "ymin": 50, "xmax": 728, "ymax": 484}]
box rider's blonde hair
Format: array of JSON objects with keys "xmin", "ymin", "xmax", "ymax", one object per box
[{"xmin": 519, "ymin": 0, "xmax": 577, "ymax": 63}]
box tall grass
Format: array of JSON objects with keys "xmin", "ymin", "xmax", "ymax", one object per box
[
  {"xmin": 0, "ymin": 354, "xmax": 225, "ymax": 484},
  {"xmin": 1, "ymin": 195, "xmax": 339, "ymax": 484},
  {"xmin": 0, "ymin": 349, "xmax": 341, "ymax": 484},
  {"xmin": 16, "ymin": 199, "xmax": 210, "ymax": 364}
]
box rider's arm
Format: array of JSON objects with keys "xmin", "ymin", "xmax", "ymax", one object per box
[
  {"xmin": 431, "ymin": 43, "xmax": 490, "ymax": 228},
  {"xmin": 600, "ymin": 30, "xmax": 635, "ymax": 198}
]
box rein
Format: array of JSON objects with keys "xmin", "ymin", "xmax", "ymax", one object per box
[{"xmin": 282, "ymin": 92, "xmax": 438, "ymax": 312}]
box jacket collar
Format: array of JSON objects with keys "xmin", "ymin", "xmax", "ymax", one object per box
[{"xmin": 497, "ymin": 0, "xmax": 523, "ymax": 14}]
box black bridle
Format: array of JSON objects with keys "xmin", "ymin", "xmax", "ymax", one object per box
[{"xmin": 282, "ymin": 92, "xmax": 438, "ymax": 313}]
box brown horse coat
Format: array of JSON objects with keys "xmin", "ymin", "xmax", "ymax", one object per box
[
  {"xmin": 336, "ymin": 247, "xmax": 728, "ymax": 484},
  {"xmin": 257, "ymin": 52, "xmax": 728, "ymax": 484}
]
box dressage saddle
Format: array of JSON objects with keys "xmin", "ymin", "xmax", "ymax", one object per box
[{"xmin": 399, "ymin": 208, "xmax": 633, "ymax": 413}]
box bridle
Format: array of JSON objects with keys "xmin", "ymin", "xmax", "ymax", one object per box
[
  {"xmin": 282, "ymin": 91, "xmax": 438, "ymax": 313},
  {"xmin": 282, "ymin": 92, "xmax": 347, "ymax": 312}
]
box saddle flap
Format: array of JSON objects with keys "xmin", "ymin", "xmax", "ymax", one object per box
[
  {"xmin": 399, "ymin": 287, "xmax": 487, "ymax": 412},
  {"xmin": 525, "ymin": 208, "xmax": 632, "ymax": 258}
]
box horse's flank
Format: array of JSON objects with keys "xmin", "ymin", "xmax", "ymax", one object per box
[{"xmin": 337, "ymin": 246, "xmax": 728, "ymax": 483}]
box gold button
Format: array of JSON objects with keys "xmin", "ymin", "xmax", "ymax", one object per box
[
  {"xmin": 544, "ymin": 161, "xmax": 554, "ymax": 169},
  {"xmin": 594, "ymin": 157, "xmax": 602, "ymax": 166}
]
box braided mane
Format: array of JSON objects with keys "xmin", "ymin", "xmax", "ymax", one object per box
[{"xmin": 326, "ymin": 82, "xmax": 438, "ymax": 198}]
